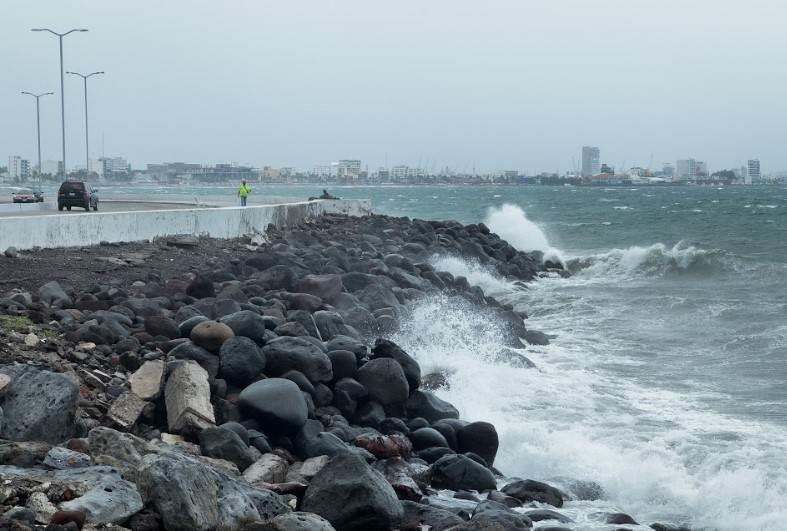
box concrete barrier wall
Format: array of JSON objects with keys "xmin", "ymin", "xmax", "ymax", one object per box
[{"xmin": 0, "ymin": 199, "xmax": 371, "ymax": 251}]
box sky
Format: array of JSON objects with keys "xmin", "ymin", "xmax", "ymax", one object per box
[{"xmin": 2, "ymin": 0, "xmax": 786, "ymax": 174}]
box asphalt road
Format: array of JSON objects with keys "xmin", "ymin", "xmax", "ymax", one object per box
[{"xmin": 0, "ymin": 200, "xmax": 202, "ymax": 218}]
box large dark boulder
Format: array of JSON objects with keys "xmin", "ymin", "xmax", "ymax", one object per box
[
  {"xmin": 144, "ymin": 315, "xmax": 180, "ymax": 339},
  {"xmin": 190, "ymin": 320, "xmax": 234, "ymax": 352},
  {"xmin": 400, "ymin": 500, "xmax": 464, "ymax": 531},
  {"xmin": 301, "ymin": 454, "xmax": 403, "ymax": 531},
  {"xmin": 186, "ymin": 274, "xmax": 215, "ymax": 299},
  {"xmin": 458, "ymin": 422, "xmax": 499, "ymax": 466},
  {"xmin": 501, "ymin": 479, "xmax": 564, "ymax": 507},
  {"xmin": 356, "ymin": 358, "xmax": 409, "ymax": 410},
  {"xmin": 406, "ymin": 390, "xmax": 459, "ymax": 423},
  {"xmin": 262, "ymin": 336, "xmax": 333, "ymax": 383},
  {"xmin": 239, "ymin": 378, "xmax": 308, "ymax": 435},
  {"xmin": 219, "ymin": 336, "xmax": 266, "ymax": 386},
  {"xmin": 253, "ymin": 265, "xmax": 296, "ymax": 291},
  {"xmin": 469, "ymin": 500, "xmax": 533, "ymax": 529},
  {"xmin": 220, "ymin": 310, "xmax": 268, "ymax": 345},
  {"xmin": 410, "ymin": 427, "xmax": 449, "ymax": 451},
  {"xmin": 371, "ymin": 339, "xmax": 421, "ymax": 391},
  {"xmin": 198, "ymin": 426, "xmax": 255, "ymax": 471},
  {"xmin": 327, "ymin": 350, "xmax": 357, "ymax": 380},
  {"xmin": 313, "ymin": 311, "xmax": 353, "ymax": 341},
  {"xmin": 430, "ymin": 454, "xmax": 496, "ymax": 492},
  {"xmin": 0, "ymin": 365, "xmax": 79, "ymax": 444},
  {"xmin": 294, "ymin": 274, "xmax": 343, "ymax": 304}
]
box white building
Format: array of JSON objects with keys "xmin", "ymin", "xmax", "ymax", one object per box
[
  {"xmin": 391, "ymin": 165, "xmax": 409, "ymax": 182},
  {"xmin": 8, "ymin": 156, "xmax": 31, "ymax": 180},
  {"xmin": 746, "ymin": 159, "xmax": 760, "ymax": 184},
  {"xmin": 337, "ymin": 159, "xmax": 361, "ymax": 179},
  {"xmin": 100, "ymin": 156, "xmax": 129, "ymax": 177},
  {"xmin": 581, "ymin": 146, "xmax": 601, "ymax": 177},
  {"xmin": 676, "ymin": 159, "xmax": 697, "ymax": 180},
  {"xmin": 40, "ymin": 160, "xmax": 62, "ymax": 176}
]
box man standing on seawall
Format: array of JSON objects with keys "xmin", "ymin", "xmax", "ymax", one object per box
[{"xmin": 238, "ymin": 179, "xmax": 252, "ymax": 206}]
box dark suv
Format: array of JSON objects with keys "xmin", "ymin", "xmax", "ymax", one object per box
[{"xmin": 58, "ymin": 181, "xmax": 99, "ymax": 211}]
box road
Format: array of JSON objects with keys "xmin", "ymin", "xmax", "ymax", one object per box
[{"xmin": 0, "ymin": 200, "xmax": 204, "ymax": 218}]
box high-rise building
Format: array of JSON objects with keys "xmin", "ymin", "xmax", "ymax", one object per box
[
  {"xmin": 746, "ymin": 159, "xmax": 760, "ymax": 184},
  {"xmin": 581, "ymin": 146, "xmax": 601, "ymax": 177},
  {"xmin": 100, "ymin": 156, "xmax": 129, "ymax": 177},
  {"xmin": 676, "ymin": 159, "xmax": 697, "ymax": 180},
  {"xmin": 337, "ymin": 160, "xmax": 361, "ymax": 179},
  {"xmin": 8, "ymin": 156, "xmax": 31, "ymax": 180}
]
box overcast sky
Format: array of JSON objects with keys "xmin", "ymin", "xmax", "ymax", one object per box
[{"xmin": 2, "ymin": 0, "xmax": 786, "ymax": 173}]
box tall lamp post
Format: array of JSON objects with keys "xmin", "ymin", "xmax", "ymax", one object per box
[
  {"xmin": 21, "ymin": 91, "xmax": 54, "ymax": 188},
  {"xmin": 67, "ymin": 71, "xmax": 103, "ymax": 175},
  {"xmin": 31, "ymin": 27, "xmax": 88, "ymax": 179}
]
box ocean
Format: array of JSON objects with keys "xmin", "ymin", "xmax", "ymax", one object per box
[{"xmin": 11, "ymin": 182, "xmax": 787, "ymax": 529}]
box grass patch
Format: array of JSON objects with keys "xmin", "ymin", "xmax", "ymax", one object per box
[{"xmin": 0, "ymin": 314, "xmax": 34, "ymax": 332}]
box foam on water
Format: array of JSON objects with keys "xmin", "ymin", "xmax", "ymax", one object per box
[
  {"xmin": 400, "ymin": 258, "xmax": 787, "ymax": 531},
  {"xmin": 485, "ymin": 204, "xmax": 564, "ymax": 264}
]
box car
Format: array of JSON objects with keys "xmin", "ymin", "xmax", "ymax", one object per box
[
  {"xmin": 57, "ymin": 181, "xmax": 99, "ymax": 211},
  {"xmin": 11, "ymin": 188, "xmax": 41, "ymax": 203}
]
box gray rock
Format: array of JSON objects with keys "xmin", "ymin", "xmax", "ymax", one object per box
[
  {"xmin": 4, "ymin": 246, "xmax": 18, "ymax": 258},
  {"xmin": 0, "ymin": 365, "xmax": 79, "ymax": 443},
  {"xmin": 356, "ymin": 358, "xmax": 409, "ymax": 410},
  {"xmin": 220, "ymin": 310, "xmax": 268, "ymax": 345},
  {"xmin": 0, "ymin": 465, "xmax": 143, "ymax": 525},
  {"xmin": 199, "ymin": 426, "xmax": 255, "ymax": 471},
  {"xmin": 501, "ymin": 478, "xmax": 564, "ymax": 507},
  {"xmin": 262, "ymin": 336, "xmax": 333, "ymax": 383},
  {"xmin": 219, "ymin": 336, "xmax": 266, "ymax": 386},
  {"xmin": 400, "ymin": 500, "xmax": 464, "ymax": 531},
  {"xmin": 430, "ymin": 454, "xmax": 496, "ymax": 492},
  {"xmin": 107, "ymin": 391, "xmax": 147, "ymax": 430},
  {"xmin": 294, "ymin": 274, "xmax": 343, "ymax": 304},
  {"xmin": 301, "ymin": 454, "xmax": 403, "ymax": 531},
  {"xmin": 243, "ymin": 453, "xmax": 289, "ymax": 484},
  {"xmin": 43, "ymin": 446, "xmax": 91, "ymax": 469},
  {"xmin": 137, "ymin": 450, "xmax": 289, "ymax": 531},
  {"xmin": 406, "ymin": 390, "xmax": 460, "ymax": 423},
  {"xmin": 239, "ymin": 378, "xmax": 308, "ymax": 435},
  {"xmin": 38, "ymin": 280, "xmax": 72, "ymax": 307},
  {"xmin": 190, "ymin": 320, "xmax": 235, "ymax": 352},
  {"xmin": 255, "ymin": 511, "xmax": 336, "ymax": 531},
  {"xmin": 458, "ymin": 421, "xmax": 499, "ymax": 467},
  {"xmin": 144, "ymin": 315, "xmax": 180, "ymax": 339},
  {"xmin": 312, "ymin": 311, "xmax": 353, "ymax": 341},
  {"xmin": 129, "ymin": 360, "xmax": 165, "ymax": 401},
  {"xmin": 371, "ymin": 338, "xmax": 422, "ymax": 391}
]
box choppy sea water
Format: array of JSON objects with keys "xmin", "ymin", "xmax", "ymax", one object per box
[{"xmin": 15, "ymin": 183, "xmax": 787, "ymax": 530}]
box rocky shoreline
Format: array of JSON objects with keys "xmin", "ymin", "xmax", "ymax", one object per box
[{"xmin": 0, "ymin": 213, "xmax": 688, "ymax": 531}]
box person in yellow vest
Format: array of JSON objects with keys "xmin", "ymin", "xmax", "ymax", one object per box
[{"xmin": 238, "ymin": 180, "xmax": 252, "ymax": 206}]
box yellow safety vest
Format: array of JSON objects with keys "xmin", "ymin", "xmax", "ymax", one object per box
[{"xmin": 239, "ymin": 184, "xmax": 251, "ymax": 198}]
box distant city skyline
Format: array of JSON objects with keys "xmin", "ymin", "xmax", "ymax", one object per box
[{"xmin": 3, "ymin": 1, "xmax": 787, "ymax": 173}]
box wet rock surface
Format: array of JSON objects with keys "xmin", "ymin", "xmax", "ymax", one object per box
[{"xmin": 0, "ymin": 214, "xmax": 677, "ymax": 531}]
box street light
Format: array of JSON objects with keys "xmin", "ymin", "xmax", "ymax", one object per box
[
  {"xmin": 31, "ymin": 27, "xmax": 88, "ymax": 179},
  {"xmin": 67, "ymin": 71, "xmax": 103, "ymax": 176},
  {"xmin": 21, "ymin": 91, "xmax": 54, "ymax": 188}
]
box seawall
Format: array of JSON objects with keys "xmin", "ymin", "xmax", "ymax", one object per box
[{"xmin": 0, "ymin": 199, "xmax": 370, "ymax": 251}]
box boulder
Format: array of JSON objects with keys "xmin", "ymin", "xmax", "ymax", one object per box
[
  {"xmin": 457, "ymin": 422, "xmax": 499, "ymax": 466},
  {"xmin": 400, "ymin": 500, "xmax": 464, "ymax": 531},
  {"xmin": 144, "ymin": 315, "xmax": 180, "ymax": 339},
  {"xmin": 199, "ymin": 426, "xmax": 255, "ymax": 471},
  {"xmin": 191, "ymin": 320, "xmax": 235, "ymax": 352},
  {"xmin": 107, "ymin": 391, "xmax": 147, "ymax": 430},
  {"xmin": 262, "ymin": 337, "xmax": 333, "ymax": 383},
  {"xmin": 327, "ymin": 350, "xmax": 357, "ymax": 380},
  {"xmin": 0, "ymin": 365, "xmax": 79, "ymax": 443},
  {"xmin": 253, "ymin": 512, "xmax": 336, "ymax": 531},
  {"xmin": 38, "ymin": 281, "xmax": 72, "ymax": 307},
  {"xmin": 430, "ymin": 454, "xmax": 496, "ymax": 492},
  {"xmin": 294, "ymin": 274, "xmax": 343, "ymax": 304},
  {"xmin": 313, "ymin": 310, "xmax": 354, "ymax": 340},
  {"xmin": 165, "ymin": 361, "xmax": 215, "ymax": 434},
  {"xmin": 371, "ymin": 339, "xmax": 421, "ymax": 391},
  {"xmin": 219, "ymin": 336, "xmax": 266, "ymax": 386},
  {"xmin": 221, "ymin": 311, "xmax": 268, "ymax": 345},
  {"xmin": 410, "ymin": 427, "xmax": 449, "ymax": 451},
  {"xmin": 406, "ymin": 390, "xmax": 460, "ymax": 423},
  {"xmin": 356, "ymin": 358, "xmax": 409, "ymax": 410},
  {"xmin": 179, "ymin": 315, "xmax": 210, "ymax": 338},
  {"xmin": 239, "ymin": 378, "xmax": 308, "ymax": 435},
  {"xmin": 243, "ymin": 453, "xmax": 289, "ymax": 484},
  {"xmin": 43, "ymin": 447, "xmax": 92, "ymax": 469},
  {"xmin": 137, "ymin": 450, "xmax": 289, "ymax": 531},
  {"xmin": 501, "ymin": 479, "xmax": 564, "ymax": 507},
  {"xmin": 301, "ymin": 454, "xmax": 403, "ymax": 531},
  {"xmin": 469, "ymin": 500, "xmax": 533, "ymax": 529},
  {"xmin": 186, "ymin": 275, "xmax": 215, "ymax": 299}
]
